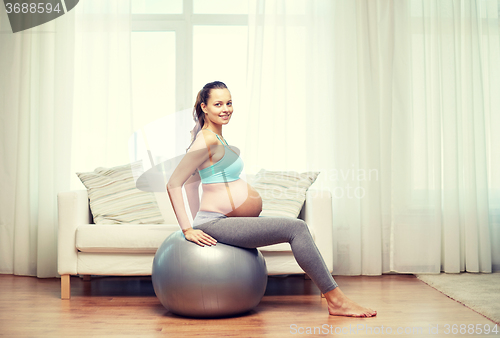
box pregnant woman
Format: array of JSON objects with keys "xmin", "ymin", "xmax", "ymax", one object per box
[{"xmin": 166, "ymin": 81, "xmax": 377, "ymax": 318}]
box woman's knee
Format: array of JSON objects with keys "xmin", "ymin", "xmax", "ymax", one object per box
[
  {"xmin": 287, "ymin": 218, "xmax": 314, "ymax": 243},
  {"xmin": 290, "ymin": 218, "xmax": 309, "ymax": 232}
]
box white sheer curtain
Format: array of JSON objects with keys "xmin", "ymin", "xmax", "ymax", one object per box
[
  {"xmin": 69, "ymin": 0, "xmax": 134, "ymax": 188},
  {"xmin": 0, "ymin": 0, "xmax": 132, "ymax": 277},
  {"xmin": 245, "ymin": 0, "xmax": 500, "ymax": 275}
]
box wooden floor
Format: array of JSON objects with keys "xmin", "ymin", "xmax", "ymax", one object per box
[{"xmin": 0, "ymin": 274, "xmax": 496, "ymax": 337}]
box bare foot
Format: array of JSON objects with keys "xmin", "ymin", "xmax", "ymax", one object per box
[{"xmin": 325, "ymin": 287, "xmax": 377, "ymax": 317}]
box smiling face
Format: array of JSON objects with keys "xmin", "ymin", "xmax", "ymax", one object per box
[{"xmin": 201, "ymin": 88, "xmax": 233, "ymax": 128}]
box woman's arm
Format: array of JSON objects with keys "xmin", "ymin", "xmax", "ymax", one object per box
[
  {"xmin": 166, "ymin": 130, "xmax": 218, "ymax": 246},
  {"xmin": 166, "ymin": 148, "xmax": 206, "ymax": 231},
  {"xmin": 185, "ymin": 170, "xmax": 201, "ymax": 220}
]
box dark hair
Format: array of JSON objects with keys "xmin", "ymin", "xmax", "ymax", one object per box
[{"xmin": 186, "ymin": 81, "xmax": 228, "ymax": 152}]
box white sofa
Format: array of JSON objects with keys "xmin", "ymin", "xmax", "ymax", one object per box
[{"xmin": 57, "ymin": 180, "xmax": 334, "ymax": 299}]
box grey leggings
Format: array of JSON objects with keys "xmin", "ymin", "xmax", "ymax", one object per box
[{"xmin": 192, "ymin": 210, "xmax": 338, "ymax": 294}]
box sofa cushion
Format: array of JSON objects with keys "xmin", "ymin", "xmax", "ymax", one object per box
[
  {"xmin": 75, "ymin": 222, "xmax": 304, "ymax": 253},
  {"xmin": 76, "ymin": 224, "xmax": 179, "ymax": 254},
  {"xmin": 252, "ymin": 169, "xmax": 320, "ymax": 218},
  {"xmin": 76, "ymin": 161, "xmax": 165, "ymax": 224}
]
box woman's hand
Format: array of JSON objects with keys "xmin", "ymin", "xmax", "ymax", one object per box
[{"xmin": 183, "ymin": 228, "xmax": 218, "ymax": 247}]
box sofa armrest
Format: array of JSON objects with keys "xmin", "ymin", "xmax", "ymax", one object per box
[
  {"xmin": 301, "ymin": 189, "xmax": 334, "ymax": 272},
  {"xmin": 57, "ymin": 190, "xmax": 91, "ymax": 275}
]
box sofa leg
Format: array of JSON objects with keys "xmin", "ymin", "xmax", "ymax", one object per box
[{"xmin": 61, "ymin": 274, "xmax": 71, "ymax": 300}]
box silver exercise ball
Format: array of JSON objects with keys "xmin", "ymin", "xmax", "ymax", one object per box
[{"xmin": 152, "ymin": 230, "xmax": 268, "ymax": 318}]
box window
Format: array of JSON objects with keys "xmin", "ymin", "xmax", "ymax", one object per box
[
  {"xmin": 129, "ymin": 0, "xmax": 249, "ymax": 168},
  {"xmin": 131, "ymin": 0, "xmax": 249, "ymax": 118}
]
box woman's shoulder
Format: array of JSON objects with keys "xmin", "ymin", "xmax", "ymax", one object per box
[
  {"xmin": 196, "ymin": 129, "xmax": 217, "ymax": 139},
  {"xmin": 191, "ymin": 129, "xmax": 219, "ymax": 150}
]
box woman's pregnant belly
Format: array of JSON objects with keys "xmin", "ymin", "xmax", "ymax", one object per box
[{"xmin": 199, "ymin": 178, "xmax": 262, "ymax": 217}]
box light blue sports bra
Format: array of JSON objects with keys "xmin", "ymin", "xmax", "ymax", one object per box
[{"xmin": 198, "ymin": 129, "xmax": 244, "ymax": 184}]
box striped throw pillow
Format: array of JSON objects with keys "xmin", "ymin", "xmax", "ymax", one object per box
[
  {"xmin": 76, "ymin": 161, "xmax": 165, "ymax": 224},
  {"xmin": 252, "ymin": 169, "xmax": 320, "ymax": 218}
]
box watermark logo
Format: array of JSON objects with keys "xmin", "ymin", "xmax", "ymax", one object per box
[{"xmin": 3, "ymin": 0, "xmax": 79, "ymax": 33}]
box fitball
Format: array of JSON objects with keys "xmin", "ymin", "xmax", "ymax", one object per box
[{"xmin": 152, "ymin": 230, "xmax": 268, "ymax": 318}]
